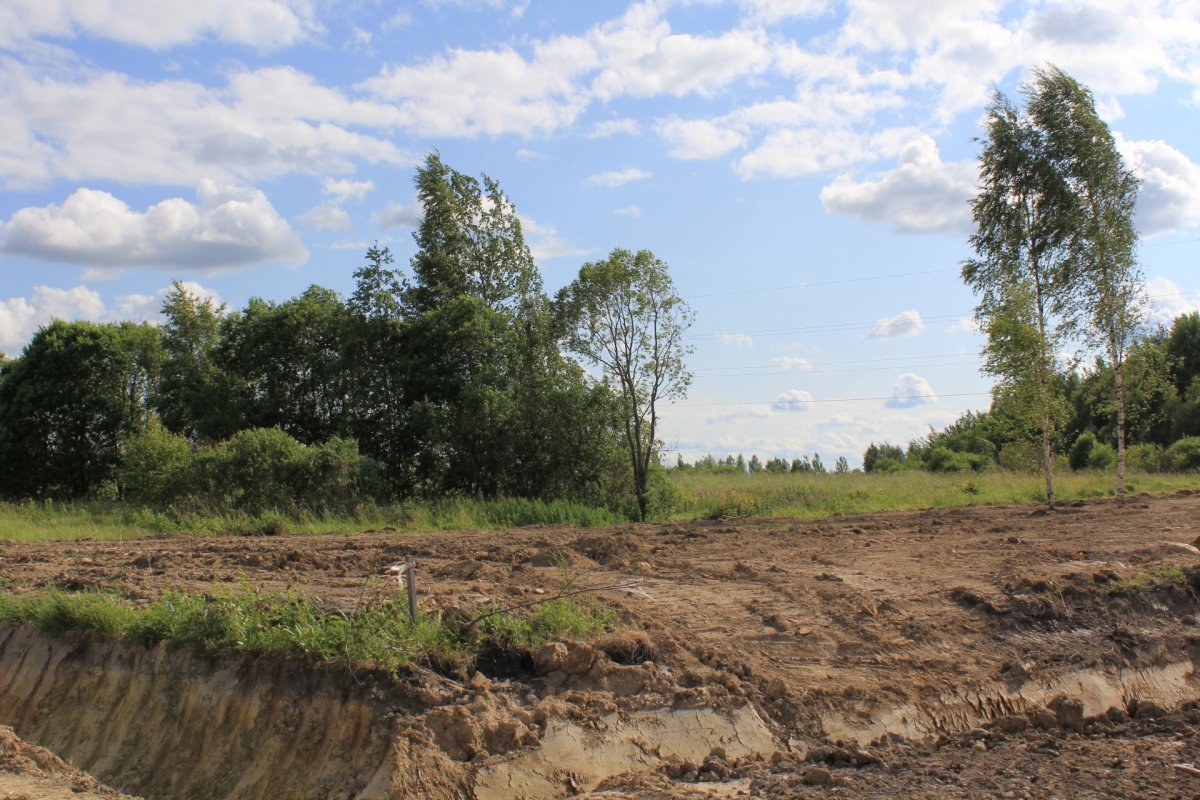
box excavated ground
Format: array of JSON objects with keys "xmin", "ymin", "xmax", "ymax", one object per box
[{"xmin": 1, "ymin": 490, "xmax": 1200, "ymax": 798}]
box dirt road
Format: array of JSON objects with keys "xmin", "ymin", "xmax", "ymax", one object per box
[{"xmin": 1, "ymin": 491, "xmax": 1199, "ymax": 798}]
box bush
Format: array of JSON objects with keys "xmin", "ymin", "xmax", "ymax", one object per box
[
  {"xmin": 1069, "ymin": 432, "xmax": 1098, "ymax": 471},
  {"xmin": 1126, "ymin": 443, "xmax": 1163, "ymax": 473},
  {"xmin": 926, "ymin": 447, "xmax": 983, "ymax": 473},
  {"xmin": 119, "ymin": 420, "xmax": 193, "ymax": 505},
  {"xmin": 1086, "ymin": 441, "xmax": 1116, "ymax": 470},
  {"xmin": 998, "ymin": 442, "xmax": 1041, "ymax": 473},
  {"xmin": 1165, "ymin": 437, "xmax": 1200, "ymax": 472}
]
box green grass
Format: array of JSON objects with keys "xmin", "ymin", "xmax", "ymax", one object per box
[
  {"xmin": 0, "ymin": 496, "xmax": 621, "ymax": 542},
  {"xmin": 0, "ymin": 585, "xmax": 616, "ymax": 674},
  {"xmin": 667, "ymin": 468, "xmax": 1200, "ymax": 520},
  {"xmin": 1103, "ymin": 563, "xmax": 1190, "ymax": 595},
  {"xmin": 1, "ymin": 469, "xmax": 1197, "ymax": 542}
]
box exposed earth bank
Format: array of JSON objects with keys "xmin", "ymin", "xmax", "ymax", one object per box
[{"xmin": 1, "ymin": 491, "xmax": 1199, "ymax": 798}]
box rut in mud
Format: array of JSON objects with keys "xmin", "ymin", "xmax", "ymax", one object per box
[{"xmin": 1, "ymin": 491, "xmax": 1199, "ymax": 798}]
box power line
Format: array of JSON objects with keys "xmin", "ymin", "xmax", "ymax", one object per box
[
  {"xmin": 693, "ymin": 359, "xmax": 979, "ymax": 379},
  {"xmin": 685, "ymin": 267, "xmax": 961, "ymax": 300},
  {"xmin": 671, "ymin": 391, "xmax": 993, "ymax": 408},
  {"xmin": 692, "ymin": 351, "xmax": 975, "ymax": 372}
]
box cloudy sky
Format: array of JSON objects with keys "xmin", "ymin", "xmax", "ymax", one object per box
[{"xmin": 1, "ymin": 0, "xmax": 1198, "ymax": 467}]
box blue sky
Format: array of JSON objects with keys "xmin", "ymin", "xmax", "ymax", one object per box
[{"xmin": 1, "ymin": 0, "xmax": 1198, "ymax": 467}]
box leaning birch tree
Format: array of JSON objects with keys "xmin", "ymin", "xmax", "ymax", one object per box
[
  {"xmin": 963, "ymin": 85, "xmax": 1075, "ymax": 509},
  {"xmin": 1029, "ymin": 66, "xmax": 1144, "ymax": 504}
]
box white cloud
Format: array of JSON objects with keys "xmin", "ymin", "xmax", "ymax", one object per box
[
  {"xmin": 1117, "ymin": 135, "xmax": 1200, "ymax": 237},
  {"xmin": 869, "ymin": 309, "xmax": 925, "ymax": 339},
  {"xmin": 300, "ymin": 204, "xmax": 353, "ymax": 231},
  {"xmin": 773, "ymin": 389, "xmax": 814, "ymax": 412},
  {"xmin": 359, "ymin": 44, "xmax": 592, "ymax": 138},
  {"xmin": 584, "ymin": 167, "xmax": 652, "ymax": 188},
  {"xmin": 322, "ymin": 178, "xmax": 373, "ymax": 203},
  {"xmin": 0, "ymin": 0, "xmax": 317, "ymax": 50},
  {"xmin": 1145, "ymin": 276, "xmax": 1198, "ymax": 329},
  {"xmin": 588, "ymin": 118, "xmax": 641, "ymax": 138},
  {"xmin": 821, "ymin": 136, "xmax": 977, "ymax": 232},
  {"xmin": 0, "ymin": 281, "xmax": 222, "ymax": 355},
  {"xmin": 371, "ymin": 200, "xmax": 422, "ymax": 230},
  {"xmin": 519, "ymin": 215, "xmax": 589, "ymax": 261},
  {"xmin": 614, "ymin": 204, "xmax": 641, "ymax": 217},
  {"xmin": 705, "ymin": 403, "xmax": 773, "ymax": 425},
  {"xmin": 515, "ymin": 148, "xmax": 548, "ymax": 160},
  {"xmin": 0, "ymin": 61, "xmax": 409, "ymax": 189},
  {"xmin": 772, "ymin": 356, "xmax": 813, "ymax": 371},
  {"xmin": 719, "ymin": 332, "xmax": 754, "ymax": 347},
  {"xmin": 656, "ymin": 117, "xmax": 745, "ymax": 160},
  {"xmin": 0, "ymin": 182, "xmax": 307, "ymax": 271},
  {"xmin": 945, "ymin": 316, "xmax": 980, "ymax": 335},
  {"xmin": 738, "ymin": 0, "xmax": 829, "ymax": 24},
  {"xmin": 885, "ymin": 373, "xmax": 938, "ymax": 408}
]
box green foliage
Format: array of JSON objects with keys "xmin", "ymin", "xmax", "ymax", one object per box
[
  {"xmin": 557, "ymin": 248, "xmax": 694, "ymax": 522},
  {"xmin": 863, "ymin": 442, "xmax": 906, "ymax": 473},
  {"xmin": 1164, "ymin": 437, "xmax": 1200, "ymax": 472},
  {"xmin": 0, "ymin": 320, "xmax": 162, "ymax": 499},
  {"xmin": 118, "ymin": 419, "xmax": 193, "ymax": 505}
]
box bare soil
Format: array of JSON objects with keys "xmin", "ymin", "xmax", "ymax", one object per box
[{"xmin": 2, "ymin": 490, "xmax": 1200, "ymax": 798}]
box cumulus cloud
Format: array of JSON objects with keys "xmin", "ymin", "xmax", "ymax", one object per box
[
  {"xmin": 584, "ymin": 167, "xmax": 652, "ymax": 188},
  {"xmin": 738, "ymin": 0, "xmax": 829, "ymax": 24},
  {"xmin": 300, "ymin": 204, "xmax": 353, "ymax": 231},
  {"xmin": 519, "ymin": 215, "xmax": 589, "ymax": 261},
  {"xmin": 322, "ymin": 178, "xmax": 373, "ymax": 203},
  {"xmin": 656, "ymin": 117, "xmax": 745, "ymax": 160},
  {"xmin": 885, "ymin": 373, "xmax": 938, "ymax": 408},
  {"xmin": 0, "ymin": 281, "xmax": 221, "ymax": 355},
  {"xmin": 0, "ymin": 0, "xmax": 316, "ymax": 50},
  {"xmin": 0, "ymin": 62, "xmax": 409, "ymax": 189},
  {"xmin": 773, "ymin": 389, "xmax": 814, "ymax": 412},
  {"xmin": 371, "ymin": 200, "xmax": 422, "ymax": 230},
  {"xmin": 821, "ymin": 136, "xmax": 976, "ymax": 232},
  {"xmin": 0, "ymin": 182, "xmax": 307, "ymax": 271},
  {"xmin": 1117, "ymin": 136, "xmax": 1200, "ymax": 236},
  {"xmin": 1145, "ymin": 276, "xmax": 1198, "ymax": 329},
  {"xmin": 588, "ymin": 118, "xmax": 642, "ymax": 138},
  {"xmin": 719, "ymin": 332, "xmax": 754, "ymax": 347},
  {"xmin": 869, "ymin": 309, "xmax": 925, "ymax": 339}
]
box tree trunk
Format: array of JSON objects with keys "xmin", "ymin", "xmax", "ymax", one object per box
[
  {"xmin": 1041, "ymin": 411, "xmax": 1056, "ymax": 510},
  {"xmin": 1114, "ymin": 359, "xmax": 1127, "ymax": 505}
]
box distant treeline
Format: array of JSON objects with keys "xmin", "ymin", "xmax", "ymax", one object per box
[
  {"xmin": 863, "ymin": 311, "xmax": 1200, "ymax": 475},
  {"xmin": 0, "ymin": 154, "xmax": 683, "ymax": 520}
]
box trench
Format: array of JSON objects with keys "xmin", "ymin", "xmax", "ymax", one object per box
[{"xmin": 2, "ymin": 623, "xmax": 1199, "ymax": 798}]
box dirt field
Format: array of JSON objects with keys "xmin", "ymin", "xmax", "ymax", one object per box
[{"xmin": 2, "ymin": 491, "xmax": 1200, "ymax": 798}]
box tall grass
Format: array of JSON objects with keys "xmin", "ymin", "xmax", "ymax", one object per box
[
  {"xmin": 1, "ymin": 469, "xmax": 1197, "ymax": 542},
  {"xmin": 668, "ymin": 468, "xmax": 1200, "ymax": 520},
  {"xmin": 0, "ymin": 586, "xmax": 616, "ymax": 674},
  {"xmin": 0, "ymin": 496, "xmax": 621, "ymax": 542}
]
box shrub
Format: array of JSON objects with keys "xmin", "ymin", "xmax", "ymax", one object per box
[
  {"xmin": 998, "ymin": 442, "xmax": 1041, "ymax": 473},
  {"xmin": 1165, "ymin": 437, "xmax": 1200, "ymax": 472},
  {"xmin": 119, "ymin": 420, "xmax": 193, "ymax": 505},
  {"xmin": 1086, "ymin": 441, "xmax": 1116, "ymax": 470},
  {"xmin": 1069, "ymin": 432, "xmax": 1099, "ymax": 471},
  {"xmin": 1126, "ymin": 443, "xmax": 1163, "ymax": 473}
]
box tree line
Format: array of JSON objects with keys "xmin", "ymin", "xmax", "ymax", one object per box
[{"xmin": 0, "ymin": 154, "xmax": 692, "ymax": 521}]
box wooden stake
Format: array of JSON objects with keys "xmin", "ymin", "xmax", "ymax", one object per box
[{"xmin": 405, "ymin": 554, "xmax": 418, "ymax": 624}]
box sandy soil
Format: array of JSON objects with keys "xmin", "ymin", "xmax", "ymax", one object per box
[{"xmin": 1, "ymin": 490, "xmax": 1200, "ymax": 798}]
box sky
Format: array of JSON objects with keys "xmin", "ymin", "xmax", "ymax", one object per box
[{"xmin": 0, "ymin": 0, "xmax": 1198, "ymax": 468}]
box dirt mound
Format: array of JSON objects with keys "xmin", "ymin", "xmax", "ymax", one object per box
[{"xmin": 0, "ymin": 723, "xmax": 138, "ymax": 800}]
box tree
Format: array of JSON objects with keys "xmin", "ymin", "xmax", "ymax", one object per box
[
  {"xmin": 217, "ymin": 286, "xmax": 353, "ymax": 445},
  {"xmin": 157, "ymin": 281, "xmax": 231, "ymax": 441},
  {"xmin": 0, "ymin": 320, "xmax": 162, "ymax": 498},
  {"xmin": 963, "ymin": 77, "xmax": 1077, "ymax": 509},
  {"xmin": 558, "ymin": 249, "xmax": 694, "ymax": 521},
  {"xmin": 1030, "ymin": 66, "xmax": 1144, "ymax": 503}
]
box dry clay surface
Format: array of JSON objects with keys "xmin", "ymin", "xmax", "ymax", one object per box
[{"xmin": 1, "ymin": 491, "xmax": 1200, "ymax": 798}]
